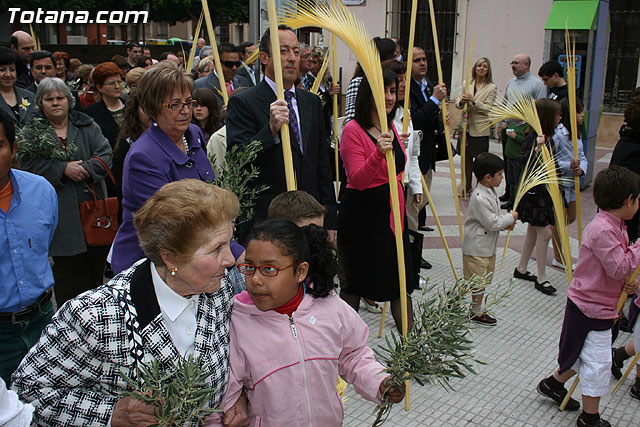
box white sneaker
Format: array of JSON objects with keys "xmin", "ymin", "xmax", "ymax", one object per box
[
  {"xmin": 362, "ymin": 299, "xmax": 381, "ymax": 313},
  {"xmin": 551, "ymin": 259, "xmax": 575, "ymax": 270}
]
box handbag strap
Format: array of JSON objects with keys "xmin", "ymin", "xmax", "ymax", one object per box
[{"xmin": 91, "ymin": 156, "xmax": 116, "ymax": 186}]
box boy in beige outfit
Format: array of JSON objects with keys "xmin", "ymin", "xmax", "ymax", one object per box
[{"xmin": 462, "ymin": 152, "xmax": 518, "ymax": 325}]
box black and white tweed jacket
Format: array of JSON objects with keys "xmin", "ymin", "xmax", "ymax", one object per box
[{"xmin": 11, "ymin": 258, "xmax": 234, "ymax": 426}]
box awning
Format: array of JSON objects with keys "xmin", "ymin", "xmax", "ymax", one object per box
[{"xmin": 545, "ymin": 1, "xmax": 599, "ymax": 30}]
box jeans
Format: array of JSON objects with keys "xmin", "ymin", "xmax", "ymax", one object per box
[{"xmin": 0, "ymin": 299, "xmax": 54, "ymax": 385}]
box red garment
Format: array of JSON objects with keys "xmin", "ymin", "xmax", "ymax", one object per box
[
  {"xmin": 0, "ymin": 179, "xmax": 13, "ymax": 214},
  {"xmin": 274, "ymin": 285, "xmax": 303, "ymax": 316}
]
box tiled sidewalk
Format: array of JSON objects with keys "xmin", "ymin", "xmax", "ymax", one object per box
[{"xmin": 341, "ymin": 141, "xmax": 639, "ymax": 426}]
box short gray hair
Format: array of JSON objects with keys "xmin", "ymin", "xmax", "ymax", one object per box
[
  {"xmin": 35, "ymin": 77, "xmax": 75, "ymax": 110},
  {"xmin": 199, "ymin": 46, "xmax": 212, "ymax": 59}
]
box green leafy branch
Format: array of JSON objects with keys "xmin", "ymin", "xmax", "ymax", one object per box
[
  {"xmin": 371, "ymin": 275, "xmax": 511, "ymax": 426},
  {"xmin": 120, "ymin": 355, "xmax": 219, "ymax": 426},
  {"xmin": 16, "ymin": 116, "xmax": 78, "ymax": 162},
  {"xmin": 211, "ymin": 140, "xmax": 269, "ymax": 228}
]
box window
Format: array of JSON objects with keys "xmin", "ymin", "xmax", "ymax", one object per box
[
  {"xmin": 156, "ymin": 22, "xmax": 168, "ymax": 39},
  {"xmin": 107, "ymin": 25, "xmax": 116, "ymax": 40},
  {"xmin": 65, "ymin": 24, "xmax": 86, "ymax": 37}
]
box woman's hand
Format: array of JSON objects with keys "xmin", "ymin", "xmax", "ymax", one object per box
[
  {"xmin": 376, "ymin": 132, "xmax": 394, "ymax": 155},
  {"xmin": 64, "ymin": 160, "xmax": 90, "ymax": 182},
  {"xmin": 624, "ymin": 278, "xmax": 639, "ymax": 295},
  {"xmin": 328, "ymin": 83, "xmax": 341, "ymax": 96},
  {"xmin": 111, "ymin": 396, "xmax": 158, "ymax": 427},
  {"xmin": 221, "ymin": 394, "xmax": 250, "ymax": 427},
  {"xmin": 379, "ymin": 377, "xmax": 405, "ymax": 404},
  {"xmin": 399, "ymin": 132, "xmax": 410, "ymax": 149},
  {"xmin": 534, "ymin": 135, "xmax": 545, "ymax": 153},
  {"xmin": 460, "ymin": 92, "xmax": 475, "ymax": 104},
  {"xmin": 570, "ymin": 158, "xmax": 583, "ymax": 176},
  {"xmin": 412, "ymin": 193, "xmax": 423, "ymax": 206}
]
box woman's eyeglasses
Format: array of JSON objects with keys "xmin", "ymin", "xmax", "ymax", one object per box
[
  {"xmin": 237, "ymin": 263, "xmax": 298, "ymax": 277},
  {"xmin": 161, "ymin": 100, "xmax": 196, "ymax": 112}
]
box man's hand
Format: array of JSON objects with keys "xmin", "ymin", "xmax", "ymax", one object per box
[
  {"xmin": 269, "ymin": 100, "xmax": 290, "ymax": 135},
  {"xmin": 111, "ymin": 396, "xmax": 157, "ymax": 427},
  {"xmin": 433, "ymin": 83, "xmax": 447, "ymax": 101},
  {"xmin": 412, "ymin": 193, "xmax": 423, "ymax": 206},
  {"xmin": 64, "ymin": 160, "xmax": 90, "ymax": 182},
  {"xmin": 506, "ymin": 130, "xmax": 516, "ymax": 139},
  {"xmin": 221, "ymin": 395, "xmax": 250, "ymax": 427}
]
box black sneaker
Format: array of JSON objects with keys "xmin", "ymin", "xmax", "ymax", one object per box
[
  {"xmin": 611, "ymin": 348, "xmax": 623, "ymax": 380},
  {"xmin": 536, "ymin": 378, "xmax": 580, "ymax": 411},
  {"xmin": 576, "ymin": 416, "xmax": 611, "ymax": 427},
  {"xmin": 631, "ymin": 381, "xmax": 640, "ymax": 400}
]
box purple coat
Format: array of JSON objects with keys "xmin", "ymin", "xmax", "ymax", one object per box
[{"xmin": 111, "ymin": 123, "xmax": 214, "ymax": 273}]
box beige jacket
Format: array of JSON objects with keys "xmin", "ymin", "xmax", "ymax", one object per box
[
  {"xmin": 462, "ymin": 184, "xmax": 515, "ymax": 257},
  {"xmin": 455, "ymin": 81, "xmax": 497, "ymax": 137}
]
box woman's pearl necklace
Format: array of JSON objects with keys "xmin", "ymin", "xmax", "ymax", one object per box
[{"xmin": 182, "ymin": 135, "xmax": 189, "ymax": 154}]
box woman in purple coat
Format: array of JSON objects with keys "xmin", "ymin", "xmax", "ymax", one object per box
[{"xmin": 110, "ymin": 62, "xmax": 216, "ymax": 274}]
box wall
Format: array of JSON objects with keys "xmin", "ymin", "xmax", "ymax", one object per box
[
  {"xmin": 451, "ymin": 0, "xmax": 554, "ymax": 99},
  {"xmin": 321, "ymin": 2, "xmax": 387, "ymax": 94}
]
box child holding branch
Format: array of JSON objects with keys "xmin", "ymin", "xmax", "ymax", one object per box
[
  {"xmin": 462, "ymin": 152, "xmax": 517, "ymax": 326},
  {"xmin": 209, "ymin": 219, "xmax": 404, "ymax": 426},
  {"xmin": 536, "ymin": 166, "xmax": 640, "ymax": 427}
]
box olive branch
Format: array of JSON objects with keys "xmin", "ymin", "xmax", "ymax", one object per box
[
  {"xmin": 16, "ymin": 116, "xmax": 78, "ymax": 162},
  {"xmin": 371, "ymin": 275, "xmax": 512, "ymax": 426},
  {"xmin": 120, "ymin": 355, "xmax": 219, "ymax": 427}
]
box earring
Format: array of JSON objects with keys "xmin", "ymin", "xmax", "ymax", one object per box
[{"xmin": 170, "ymin": 268, "xmax": 177, "ymax": 277}]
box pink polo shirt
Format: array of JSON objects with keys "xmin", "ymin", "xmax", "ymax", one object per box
[{"xmin": 568, "ymin": 210, "xmax": 640, "ymax": 319}]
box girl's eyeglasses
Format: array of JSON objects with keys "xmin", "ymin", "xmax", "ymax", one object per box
[{"xmin": 237, "ymin": 262, "xmax": 299, "ymax": 277}]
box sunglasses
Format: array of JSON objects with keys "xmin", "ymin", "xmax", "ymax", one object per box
[{"xmin": 222, "ymin": 60, "xmax": 242, "ymax": 68}]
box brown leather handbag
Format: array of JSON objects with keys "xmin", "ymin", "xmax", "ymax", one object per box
[{"xmin": 78, "ymin": 156, "xmax": 119, "ymax": 246}]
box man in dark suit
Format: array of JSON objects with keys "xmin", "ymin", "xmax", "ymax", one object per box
[
  {"xmin": 25, "ymin": 51, "xmax": 57, "ymax": 94},
  {"xmin": 226, "ymin": 25, "xmax": 337, "ymax": 244},
  {"xmin": 194, "ymin": 43, "xmax": 250, "ymax": 112},
  {"xmin": 9, "ymin": 31, "xmax": 35, "ymax": 90},
  {"xmin": 236, "ymin": 41, "xmax": 259, "ymax": 87},
  {"xmin": 409, "ymin": 46, "xmax": 447, "ymax": 268}
]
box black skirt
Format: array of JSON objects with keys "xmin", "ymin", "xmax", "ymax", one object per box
[
  {"xmin": 337, "ymin": 183, "xmax": 418, "ymax": 301},
  {"xmin": 516, "ymin": 184, "xmax": 556, "ymax": 226}
]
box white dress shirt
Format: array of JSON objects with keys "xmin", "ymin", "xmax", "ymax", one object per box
[
  {"xmin": 264, "ymin": 76, "xmax": 303, "ymax": 148},
  {"xmin": 151, "ymin": 263, "xmax": 199, "ymax": 357}
]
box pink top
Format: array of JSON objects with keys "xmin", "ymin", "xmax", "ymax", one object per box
[
  {"xmin": 568, "ymin": 210, "xmax": 640, "ymax": 319},
  {"xmin": 204, "ymin": 291, "xmax": 385, "ymax": 427},
  {"xmin": 340, "ymin": 119, "xmax": 406, "ymax": 232}
]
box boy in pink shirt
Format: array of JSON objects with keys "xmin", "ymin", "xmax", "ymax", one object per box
[{"xmin": 537, "ymin": 166, "xmax": 640, "ymax": 427}]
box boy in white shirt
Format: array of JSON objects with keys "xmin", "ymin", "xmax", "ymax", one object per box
[{"xmin": 462, "ymin": 152, "xmax": 518, "ymax": 325}]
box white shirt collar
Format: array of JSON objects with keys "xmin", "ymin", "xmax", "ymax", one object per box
[
  {"xmin": 151, "ymin": 262, "xmax": 194, "ymax": 322},
  {"xmin": 265, "ymin": 75, "xmax": 295, "ymax": 95}
]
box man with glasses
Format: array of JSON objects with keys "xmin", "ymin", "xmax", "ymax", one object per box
[
  {"xmin": 25, "ymin": 51, "xmax": 56, "ymax": 94},
  {"xmin": 500, "ymin": 54, "xmax": 547, "ymax": 209},
  {"xmin": 194, "ymin": 42, "xmax": 250, "ymax": 115}
]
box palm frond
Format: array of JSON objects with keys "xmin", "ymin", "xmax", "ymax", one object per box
[
  {"xmin": 243, "ymin": 48, "xmax": 259, "ymax": 68},
  {"xmin": 310, "ymin": 46, "xmax": 332, "ymax": 95},
  {"xmin": 186, "ymin": 12, "xmax": 204, "ymax": 74},
  {"xmin": 482, "ymin": 91, "xmax": 542, "ymax": 135}
]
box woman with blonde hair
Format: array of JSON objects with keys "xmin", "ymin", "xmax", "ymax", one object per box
[{"xmin": 455, "ymin": 57, "xmax": 497, "ymax": 194}]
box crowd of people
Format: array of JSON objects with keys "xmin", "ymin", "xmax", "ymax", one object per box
[{"xmin": 1, "ymin": 24, "xmax": 640, "ymax": 427}]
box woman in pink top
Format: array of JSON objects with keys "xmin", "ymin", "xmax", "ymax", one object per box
[
  {"xmin": 337, "ymin": 68, "xmax": 418, "ymax": 332},
  {"xmin": 208, "ymin": 219, "xmax": 404, "ymax": 427}
]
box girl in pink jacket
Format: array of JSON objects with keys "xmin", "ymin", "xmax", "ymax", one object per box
[{"xmin": 211, "ymin": 219, "xmax": 404, "ymax": 427}]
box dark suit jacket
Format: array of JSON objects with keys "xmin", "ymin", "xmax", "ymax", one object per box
[
  {"xmin": 226, "ymin": 80, "xmax": 337, "ymax": 231},
  {"xmin": 194, "ymin": 72, "xmax": 251, "ymax": 109},
  {"xmin": 14, "ymin": 62, "xmax": 33, "ymax": 90},
  {"xmin": 236, "ymin": 65, "xmax": 258, "ymax": 87},
  {"xmin": 409, "ymin": 78, "xmax": 442, "ymax": 173},
  {"xmin": 83, "ymin": 99, "xmax": 125, "ymax": 149},
  {"xmin": 0, "ymin": 86, "xmax": 34, "ymax": 128}
]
